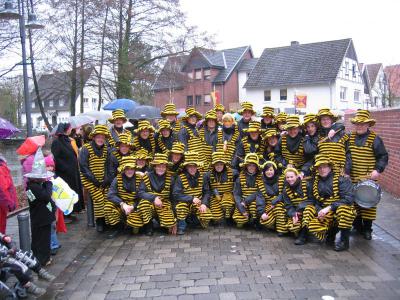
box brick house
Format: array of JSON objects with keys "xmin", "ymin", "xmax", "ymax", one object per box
[{"xmin": 152, "ymin": 46, "xmax": 254, "ymax": 114}]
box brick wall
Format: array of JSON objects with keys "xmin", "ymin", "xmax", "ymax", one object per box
[{"xmin": 344, "ymin": 108, "xmax": 400, "ymax": 197}]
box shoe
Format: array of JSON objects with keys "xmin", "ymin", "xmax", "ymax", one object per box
[
  {"xmin": 362, "ymin": 220, "xmax": 373, "ymax": 240},
  {"xmin": 38, "ymin": 268, "xmax": 56, "ymax": 281},
  {"xmin": 50, "ymin": 248, "xmax": 58, "ymax": 256},
  {"xmin": 334, "ymin": 229, "xmax": 350, "ymax": 251},
  {"xmin": 107, "ymin": 229, "xmax": 120, "ymax": 239},
  {"xmin": 144, "ymin": 222, "xmax": 153, "ymax": 236},
  {"xmin": 363, "ymin": 230, "xmax": 372, "ymax": 240},
  {"xmin": 45, "ymin": 258, "xmax": 53, "ymax": 266},
  {"xmin": 294, "ymin": 227, "xmax": 308, "ymax": 245},
  {"xmin": 177, "ymin": 228, "xmax": 185, "ymax": 235},
  {"xmin": 326, "ymin": 227, "xmax": 339, "ymax": 246},
  {"xmin": 131, "ymin": 227, "xmax": 140, "ymax": 235},
  {"xmin": 25, "ymin": 282, "xmax": 46, "ymax": 297},
  {"xmin": 352, "ymin": 216, "xmax": 363, "ymax": 234},
  {"xmin": 177, "ymin": 220, "xmax": 187, "ymax": 235},
  {"xmin": 95, "ymin": 218, "xmax": 105, "ymax": 233},
  {"xmin": 277, "ymin": 232, "xmax": 287, "ymax": 237}
]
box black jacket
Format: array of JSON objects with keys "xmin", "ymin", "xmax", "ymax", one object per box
[
  {"xmin": 172, "ymin": 170, "xmax": 210, "ymax": 207},
  {"xmin": 26, "ymin": 181, "xmax": 56, "ymax": 227},
  {"xmin": 178, "ymin": 123, "xmax": 199, "ymax": 150},
  {"xmin": 138, "ymin": 170, "xmax": 171, "ymax": 202},
  {"xmin": 256, "ymin": 175, "xmax": 280, "ymax": 216},
  {"xmin": 237, "ymin": 119, "xmax": 250, "ymax": 139},
  {"xmin": 232, "ymin": 136, "xmax": 262, "ymax": 169},
  {"xmin": 107, "ymin": 174, "xmax": 138, "ymax": 205}
]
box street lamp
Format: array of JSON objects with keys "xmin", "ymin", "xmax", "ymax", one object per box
[{"xmin": 0, "ymin": 0, "xmax": 45, "ymax": 136}]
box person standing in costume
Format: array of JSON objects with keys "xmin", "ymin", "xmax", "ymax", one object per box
[
  {"xmin": 138, "ymin": 153, "xmax": 177, "ymax": 235},
  {"xmin": 199, "ymin": 110, "xmax": 220, "ymax": 168},
  {"xmin": 300, "ymin": 154, "xmax": 355, "ymax": 251},
  {"xmin": 109, "ymin": 132, "xmax": 134, "ymax": 176},
  {"xmin": 237, "ymin": 101, "xmax": 256, "ymax": 138},
  {"xmin": 155, "ymin": 119, "xmax": 176, "ymax": 155},
  {"xmin": 79, "ymin": 125, "xmax": 113, "ymax": 232},
  {"xmin": 262, "ymin": 129, "xmax": 285, "ymax": 170},
  {"xmin": 232, "ymin": 121, "xmax": 265, "ymax": 170},
  {"xmin": 214, "ymin": 103, "xmax": 225, "ymax": 124},
  {"xmin": 168, "ymin": 142, "xmax": 185, "ymax": 177},
  {"xmin": 203, "ymin": 152, "xmax": 238, "ymax": 225},
  {"xmin": 260, "ymin": 106, "xmax": 275, "ymax": 129},
  {"xmin": 275, "ymin": 112, "xmax": 287, "ymax": 133},
  {"xmin": 132, "ymin": 120, "xmax": 156, "ymax": 158},
  {"xmin": 303, "ymin": 113, "xmax": 320, "ymax": 157},
  {"xmin": 215, "ymin": 113, "xmax": 240, "ymax": 165},
  {"xmin": 134, "ymin": 149, "xmax": 152, "ymax": 176},
  {"xmin": 232, "ymin": 153, "xmax": 261, "ymax": 228},
  {"xmin": 160, "ymin": 103, "xmax": 181, "ymax": 133},
  {"xmin": 105, "ymin": 157, "xmax": 145, "ymax": 237},
  {"xmin": 173, "ymin": 151, "xmax": 213, "ymax": 235},
  {"xmin": 345, "ymin": 109, "xmax": 388, "ymax": 240},
  {"xmin": 108, "ymin": 109, "xmax": 132, "ymax": 148}
]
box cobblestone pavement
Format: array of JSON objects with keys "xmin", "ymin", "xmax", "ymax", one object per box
[{"xmin": 5, "ymin": 191, "xmax": 400, "ymax": 300}]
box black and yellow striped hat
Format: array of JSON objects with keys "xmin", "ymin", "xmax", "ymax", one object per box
[
  {"xmin": 314, "ymin": 153, "xmax": 334, "ymax": 168},
  {"xmin": 161, "ymin": 103, "xmax": 179, "ymax": 117},
  {"xmin": 182, "ymin": 151, "xmax": 203, "ymax": 167},
  {"xmin": 284, "ymin": 167, "xmax": 300, "ymax": 176},
  {"xmin": 211, "ymin": 151, "xmax": 227, "ymax": 165},
  {"xmin": 204, "ymin": 110, "xmax": 217, "ymax": 120},
  {"xmin": 158, "ymin": 119, "xmax": 172, "ymax": 131},
  {"xmin": 263, "ymin": 128, "xmax": 279, "ymax": 139},
  {"xmin": 214, "ymin": 103, "xmax": 225, "ymax": 113},
  {"xmin": 303, "ymin": 113, "xmax": 318, "ymax": 126},
  {"xmin": 350, "ymin": 109, "xmax": 376, "ymax": 126},
  {"xmin": 284, "ymin": 115, "xmax": 301, "ymax": 129},
  {"xmin": 170, "ymin": 142, "xmax": 185, "ymax": 154},
  {"xmin": 89, "ymin": 125, "xmax": 110, "ymax": 139},
  {"xmin": 239, "ymin": 153, "xmax": 260, "ymax": 168},
  {"xmin": 243, "ymin": 121, "xmax": 263, "ymax": 133},
  {"xmin": 118, "ymin": 156, "xmax": 136, "ymax": 172},
  {"xmin": 238, "ymin": 101, "xmax": 256, "ymax": 115},
  {"xmin": 108, "ymin": 109, "xmax": 127, "ymax": 123},
  {"xmin": 260, "ymin": 106, "xmax": 275, "ymax": 118},
  {"xmin": 116, "ymin": 133, "xmax": 133, "ymax": 147},
  {"xmin": 317, "ymin": 108, "xmax": 338, "ymax": 121},
  {"xmin": 261, "ymin": 160, "xmax": 277, "ymax": 171},
  {"xmin": 183, "ymin": 107, "xmax": 202, "ymax": 120},
  {"xmin": 150, "ymin": 153, "xmax": 169, "ymax": 165},
  {"xmin": 134, "ymin": 120, "xmax": 155, "ymax": 133},
  {"xmin": 275, "ymin": 112, "xmax": 287, "ymax": 124},
  {"xmin": 134, "ymin": 149, "xmax": 151, "ymax": 160}
]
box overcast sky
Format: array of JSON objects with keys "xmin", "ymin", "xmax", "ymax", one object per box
[{"xmin": 180, "ymin": 0, "xmax": 399, "ymax": 65}]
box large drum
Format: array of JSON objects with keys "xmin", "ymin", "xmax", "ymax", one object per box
[{"xmin": 354, "ymin": 179, "xmax": 382, "ymax": 208}]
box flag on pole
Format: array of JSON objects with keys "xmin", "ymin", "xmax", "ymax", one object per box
[{"xmin": 211, "ymin": 90, "xmax": 220, "ymax": 105}]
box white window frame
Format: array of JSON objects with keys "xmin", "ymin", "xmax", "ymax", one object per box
[
  {"xmin": 340, "ymin": 86, "xmax": 347, "ymax": 101},
  {"xmin": 264, "ymin": 90, "xmax": 271, "ymax": 102},
  {"xmin": 195, "ymin": 69, "xmax": 202, "ymax": 80},
  {"xmin": 203, "ymin": 69, "xmax": 211, "ymax": 80},
  {"xmin": 49, "ymin": 100, "xmax": 54, "ymax": 107},
  {"xmin": 354, "ymin": 90, "xmax": 360, "ymax": 102},
  {"xmin": 280, "ymin": 89, "xmax": 287, "ymax": 101},
  {"xmin": 204, "ymin": 94, "xmax": 211, "ymax": 105}
]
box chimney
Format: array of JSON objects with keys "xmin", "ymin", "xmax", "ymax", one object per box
[{"xmin": 291, "ymin": 41, "xmax": 299, "ymax": 46}]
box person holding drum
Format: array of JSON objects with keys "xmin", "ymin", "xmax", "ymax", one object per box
[{"xmin": 345, "ymin": 110, "xmax": 388, "ymax": 240}]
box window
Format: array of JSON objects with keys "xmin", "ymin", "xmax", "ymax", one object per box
[
  {"xmin": 59, "ymin": 99, "xmax": 65, "ymax": 107},
  {"xmin": 340, "ymin": 86, "xmax": 347, "ymax": 100},
  {"xmin": 354, "ymin": 90, "xmax": 360, "ymax": 102},
  {"xmin": 186, "ymin": 95, "xmax": 193, "ymax": 106},
  {"xmin": 203, "ymin": 69, "xmax": 211, "ymax": 80},
  {"xmin": 92, "ymin": 98, "xmax": 96, "ymax": 103},
  {"xmin": 187, "ymin": 72, "xmax": 193, "ymax": 79},
  {"xmin": 195, "ymin": 95, "xmax": 201, "ymax": 105},
  {"xmin": 264, "ymin": 90, "xmax": 271, "ymax": 101},
  {"xmin": 84, "ymin": 98, "xmax": 89, "ymax": 107},
  {"xmin": 204, "ymin": 94, "xmax": 211, "ymax": 105},
  {"xmin": 195, "ymin": 69, "xmax": 202, "ymax": 80},
  {"xmin": 49, "ymin": 100, "xmax": 54, "ymax": 107},
  {"xmin": 352, "ymin": 64, "xmax": 356, "ymax": 78},
  {"xmin": 280, "ymin": 89, "xmax": 287, "ymax": 101},
  {"xmin": 345, "ymin": 62, "xmax": 349, "ymax": 77},
  {"xmin": 31, "ymin": 101, "xmax": 35, "ymax": 108}
]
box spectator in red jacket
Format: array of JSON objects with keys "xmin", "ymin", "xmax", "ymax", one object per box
[{"xmin": 0, "ymin": 154, "xmax": 18, "ymax": 234}]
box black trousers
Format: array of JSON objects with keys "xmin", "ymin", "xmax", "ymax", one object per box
[
  {"xmin": 2, "ymin": 262, "xmax": 31, "ymax": 285},
  {"xmin": 31, "ymin": 224, "xmax": 51, "ymax": 266}
]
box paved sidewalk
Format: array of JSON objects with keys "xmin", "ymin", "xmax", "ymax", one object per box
[{"xmin": 4, "ymin": 191, "xmax": 400, "ymax": 300}]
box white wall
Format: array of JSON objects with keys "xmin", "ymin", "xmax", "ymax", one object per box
[
  {"xmin": 238, "ymin": 71, "xmax": 249, "ymax": 100},
  {"xmin": 334, "ymin": 78, "xmax": 364, "ymax": 110}
]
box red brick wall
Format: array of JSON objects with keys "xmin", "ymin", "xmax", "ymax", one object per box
[{"xmin": 344, "ymin": 108, "xmax": 400, "ymax": 197}]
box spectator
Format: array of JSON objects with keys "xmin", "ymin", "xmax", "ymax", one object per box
[{"xmin": 0, "ymin": 154, "xmax": 17, "ymax": 234}]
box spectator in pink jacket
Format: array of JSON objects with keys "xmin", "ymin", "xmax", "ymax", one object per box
[{"xmin": 0, "ymin": 154, "xmax": 18, "ymax": 234}]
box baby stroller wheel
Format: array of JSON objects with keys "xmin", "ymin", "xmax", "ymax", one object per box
[{"xmin": 14, "ymin": 282, "xmax": 27, "ymax": 299}]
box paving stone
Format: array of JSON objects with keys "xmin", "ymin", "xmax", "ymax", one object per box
[
  {"xmin": 186, "ymin": 286, "xmax": 210, "ymax": 294},
  {"xmin": 129, "ymin": 289, "xmax": 146, "ymax": 298}
]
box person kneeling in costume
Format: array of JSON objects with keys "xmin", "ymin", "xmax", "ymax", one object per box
[
  {"xmin": 138, "ymin": 153, "xmax": 177, "ymax": 235},
  {"xmin": 105, "ymin": 157, "xmax": 152, "ymax": 237},
  {"xmin": 172, "ymin": 151, "xmax": 213, "ymax": 235}
]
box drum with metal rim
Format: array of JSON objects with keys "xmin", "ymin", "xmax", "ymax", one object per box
[{"xmin": 354, "ymin": 179, "xmax": 382, "ymax": 208}]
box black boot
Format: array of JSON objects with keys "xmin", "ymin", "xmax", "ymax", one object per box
[
  {"xmin": 107, "ymin": 224, "xmax": 122, "ymax": 239},
  {"xmin": 326, "ymin": 226, "xmax": 339, "ymax": 246},
  {"xmin": 95, "ymin": 218, "xmax": 105, "ymax": 233},
  {"xmin": 334, "ymin": 229, "xmax": 350, "ymax": 251},
  {"xmin": 352, "ymin": 216, "xmax": 363, "ymax": 234},
  {"xmin": 144, "ymin": 221, "xmax": 153, "ymax": 236},
  {"xmin": 363, "ymin": 220, "xmax": 373, "ymax": 240},
  {"xmin": 294, "ymin": 227, "xmax": 308, "ymax": 245}
]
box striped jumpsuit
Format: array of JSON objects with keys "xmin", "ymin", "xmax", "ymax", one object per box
[
  {"xmin": 178, "ymin": 123, "xmax": 206, "ymax": 165},
  {"xmin": 215, "ymin": 126, "xmax": 240, "ymax": 164},
  {"xmin": 109, "ymin": 127, "xmax": 133, "ymax": 148},
  {"xmin": 132, "ymin": 135, "xmax": 156, "ymax": 158}
]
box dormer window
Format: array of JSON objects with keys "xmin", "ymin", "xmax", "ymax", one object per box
[
  {"xmin": 204, "ymin": 69, "xmax": 211, "ymax": 80},
  {"xmin": 195, "ymin": 69, "xmax": 202, "ymax": 80}
]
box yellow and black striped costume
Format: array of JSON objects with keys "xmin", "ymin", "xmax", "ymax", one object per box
[
  {"xmin": 208, "ymin": 168, "xmax": 236, "ymax": 221},
  {"xmin": 109, "ymin": 128, "xmax": 132, "ymax": 148},
  {"xmin": 198, "ymin": 127, "xmax": 217, "ymax": 168},
  {"xmin": 132, "ymin": 135, "xmax": 156, "ymax": 158},
  {"xmin": 318, "ymin": 134, "xmax": 349, "ymax": 174},
  {"xmin": 302, "ymin": 174, "xmax": 355, "ymax": 240},
  {"xmin": 182, "ymin": 125, "xmax": 207, "ymax": 167},
  {"xmin": 105, "ymin": 174, "xmax": 144, "ymax": 228},
  {"xmin": 281, "ymin": 135, "xmax": 305, "ymax": 168},
  {"xmin": 349, "ymin": 131, "xmax": 377, "ymax": 220},
  {"xmin": 141, "ymin": 172, "xmax": 176, "ymax": 229},
  {"xmin": 283, "ymin": 180, "xmax": 308, "ymax": 234},
  {"xmin": 215, "ymin": 128, "xmax": 240, "ymax": 163},
  {"xmin": 232, "ymin": 172, "xmax": 260, "ymax": 226},
  {"xmin": 80, "ymin": 142, "xmax": 109, "ymax": 220},
  {"xmin": 175, "ymin": 173, "xmax": 213, "ymax": 228}
]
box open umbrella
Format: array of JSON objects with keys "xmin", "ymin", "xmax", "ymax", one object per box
[
  {"xmin": 103, "ymin": 98, "xmax": 138, "ymax": 112},
  {"xmin": 16, "ymin": 135, "xmax": 46, "ymax": 156},
  {"xmin": 79, "ymin": 110, "xmax": 111, "ymax": 123},
  {"xmin": 0, "ymin": 117, "xmax": 20, "ymax": 139},
  {"xmin": 68, "ymin": 115, "xmax": 96, "ymax": 128},
  {"xmin": 126, "ymin": 105, "xmax": 161, "ymax": 120}
]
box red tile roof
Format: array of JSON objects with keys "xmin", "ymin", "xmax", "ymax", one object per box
[{"xmin": 384, "ymin": 64, "xmax": 400, "ymax": 97}]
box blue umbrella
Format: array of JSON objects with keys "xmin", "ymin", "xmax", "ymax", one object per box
[
  {"xmin": 0, "ymin": 117, "xmax": 20, "ymax": 139},
  {"xmin": 103, "ymin": 98, "xmax": 138, "ymax": 112},
  {"xmin": 126, "ymin": 105, "xmax": 161, "ymax": 120}
]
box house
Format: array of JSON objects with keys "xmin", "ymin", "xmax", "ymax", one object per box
[
  {"xmin": 384, "ymin": 64, "xmax": 400, "ymax": 107},
  {"xmin": 360, "ymin": 63, "xmax": 389, "ymax": 108},
  {"xmin": 21, "ymin": 68, "xmax": 99, "ymax": 130},
  {"xmin": 152, "ymin": 46, "xmax": 254, "ymax": 113},
  {"xmin": 243, "ymin": 39, "xmax": 365, "ymax": 114}
]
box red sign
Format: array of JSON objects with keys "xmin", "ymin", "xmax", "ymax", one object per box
[{"xmin": 295, "ymin": 94, "xmax": 307, "ymax": 108}]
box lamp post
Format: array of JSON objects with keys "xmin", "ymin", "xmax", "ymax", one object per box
[{"xmin": 0, "ymin": 0, "xmax": 44, "ymax": 137}]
